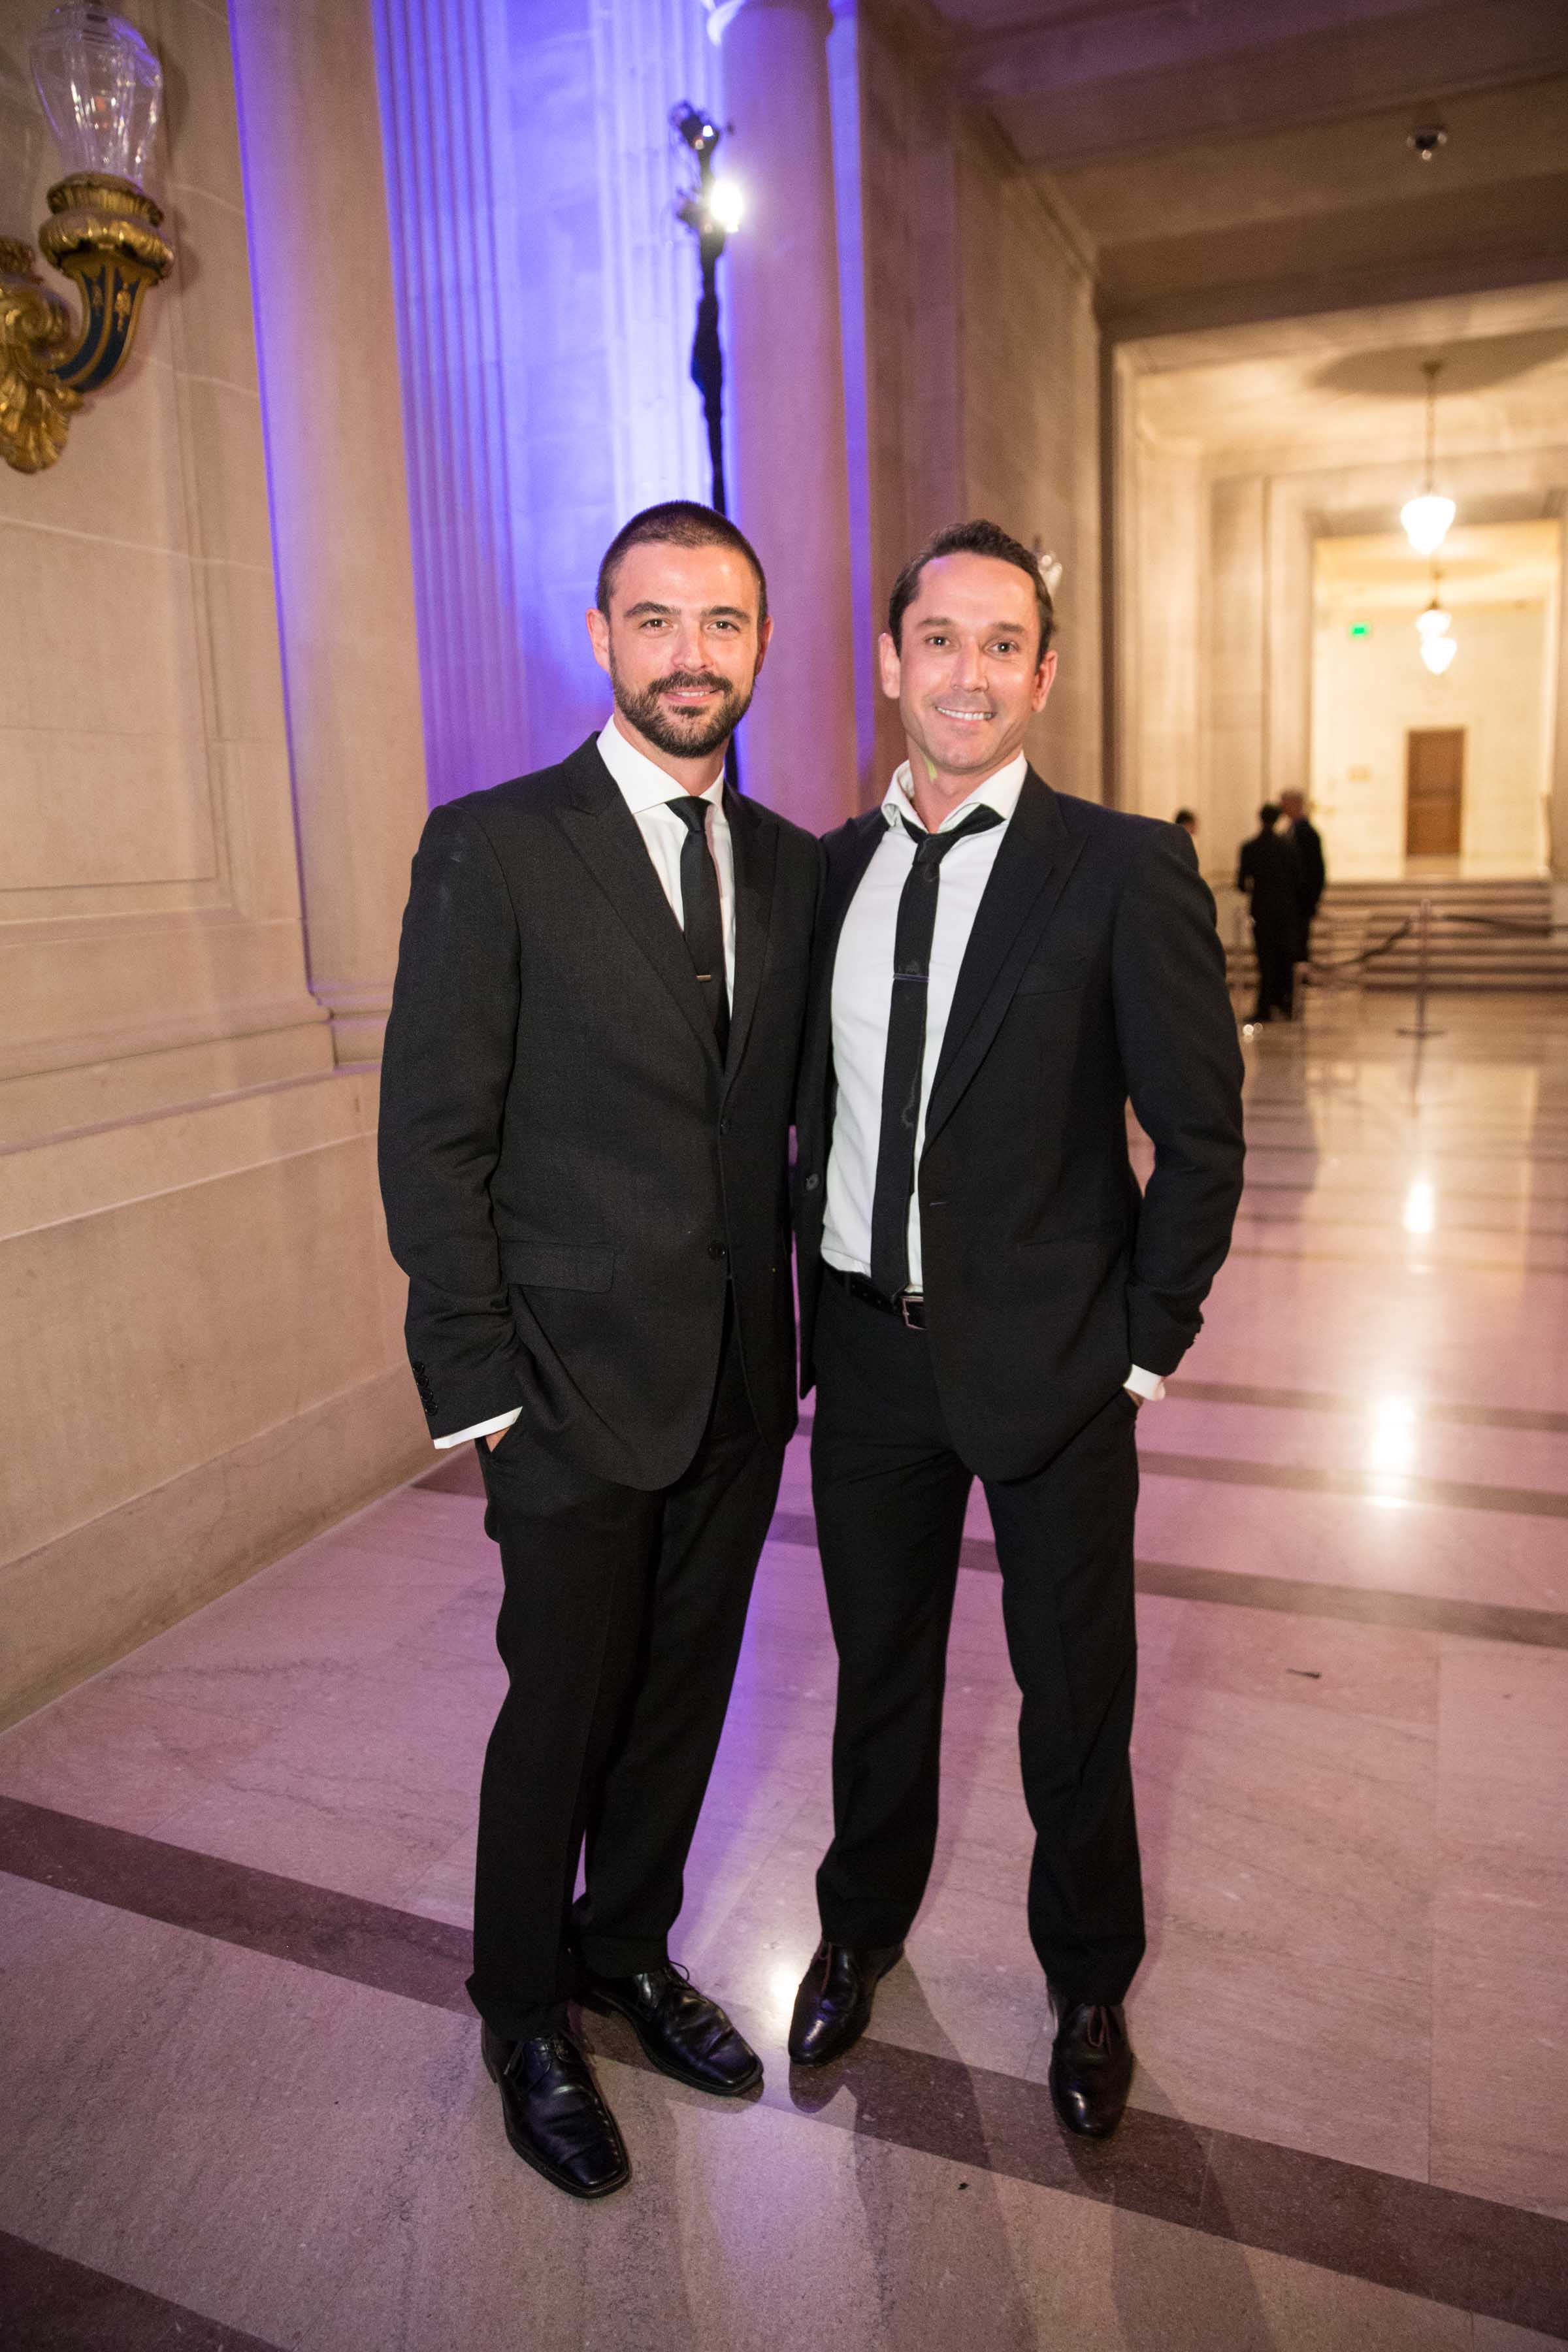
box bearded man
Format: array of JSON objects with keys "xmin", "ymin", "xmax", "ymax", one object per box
[{"xmin": 380, "ymin": 503, "xmax": 821, "ymax": 2198}]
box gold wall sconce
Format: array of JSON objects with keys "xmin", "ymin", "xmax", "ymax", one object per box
[{"xmin": 0, "ymin": 5, "xmax": 173, "ymax": 474}]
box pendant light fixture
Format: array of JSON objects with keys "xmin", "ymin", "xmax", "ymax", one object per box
[
  {"xmin": 1415, "ymin": 570, "xmax": 1456, "ymax": 675},
  {"xmin": 1401, "ymin": 359, "xmax": 1455, "ymax": 557}
]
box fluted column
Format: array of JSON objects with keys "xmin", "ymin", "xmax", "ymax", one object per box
[
  {"xmin": 231, "ymin": 0, "xmax": 430, "ymax": 1064},
  {"xmin": 720, "ymin": 0, "xmax": 860, "ymax": 831}
]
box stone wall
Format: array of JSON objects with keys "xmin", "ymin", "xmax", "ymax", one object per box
[
  {"xmin": 845, "ymin": 2, "xmax": 1103, "ymax": 802},
  {"xmin": 0, "ymin": 0, "xmax": 430, "ymax": 1729}
]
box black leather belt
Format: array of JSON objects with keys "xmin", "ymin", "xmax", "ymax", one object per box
[{"xmin": 826, "ymin": 1263, "xmax": 926, "ymax": 1330}]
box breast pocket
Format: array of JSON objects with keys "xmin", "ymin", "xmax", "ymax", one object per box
[{"xmin": 1013, "ymin": 955, "xmax": 1090, "ymax": 999}]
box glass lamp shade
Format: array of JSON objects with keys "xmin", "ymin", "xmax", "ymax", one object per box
[
  {"xmin": 1401, "ymin": 491, "xmax": 1456, "ymax": 558},
  {"xmin": 1416, "ymin": 602, "xmax": 1456, "ymax": 674},
  {"xmin": 30, "ymin": 4, "xmax": 162, "ymax": 186}
]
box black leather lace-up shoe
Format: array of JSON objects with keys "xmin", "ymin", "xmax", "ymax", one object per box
[
  {"xmin": 481, "ymin": 2023, "xmax": 630, "ymax": 2198},
  {"xmin": 580, "ymin": 1962, "xmax": 762, "ymax": 2095},
  {"xmin": 787, "ymin": 1939, "xmax": 904, "ymax": 2067},
  {"xmin": 1047, "ymin": 1997, "xmax": 1134, "ymax": 2138}
]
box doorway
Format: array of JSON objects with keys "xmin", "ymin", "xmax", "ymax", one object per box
[{"xmin": 1405, "ymin": 728, "xmax": 1464, "ymax": 859}]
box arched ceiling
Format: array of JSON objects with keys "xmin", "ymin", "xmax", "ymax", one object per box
[{"xmin": 912, "ymin": 0, "xmax": 1568, "ymax": 335}]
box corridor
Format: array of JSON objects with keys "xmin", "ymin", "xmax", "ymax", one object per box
[{"xmin": 2, "ymin": 993, "xmax": 1565, "ymax": 2349}]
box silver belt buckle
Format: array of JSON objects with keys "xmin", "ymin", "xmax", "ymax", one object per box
[{"xmin": 900, "ymin": 1290, "xmax": 924, "ymax": 1329}]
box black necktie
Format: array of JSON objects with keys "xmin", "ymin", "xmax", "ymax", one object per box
[
  {"xmin": 869, "ymin": 805, "xmax": 1003, "ymax": 1301},
  {"xmin": 668, "ymin": 794, "xmax": 730, "ymax": 1058}
]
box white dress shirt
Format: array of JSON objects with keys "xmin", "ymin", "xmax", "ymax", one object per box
[
  {"xmin": 821, "ymin": 753, "xmax": 1164, "ymax": 1404},
  {"xmin": 433, "ymin": 715, "xmax": 735, "ymax": 1450}
]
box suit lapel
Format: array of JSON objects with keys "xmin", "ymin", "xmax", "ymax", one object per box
[
  {"xmin": 722, "ymin": 786, "xmax": 778, "ymax": 1087},
  {"xmin": 555, "ymin": 742, "xmax": 720, "ymax": 1067},
  {"xmin": 923, "ymin": 772, "xmax": 1083, "ymax": 1147},
  {"xmin": 801, "ymin": 810, "xmax": 887, "ymax": 1132}
]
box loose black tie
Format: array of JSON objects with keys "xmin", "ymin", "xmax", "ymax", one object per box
[
  {"xmin": 869, "ymin": 805, "xmax": 1003, "ymax": 1301},
  {"xmin": 668, "ymin": 794, "xmax": 730, "ymax": 1058}
]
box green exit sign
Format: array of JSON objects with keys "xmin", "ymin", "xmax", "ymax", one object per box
[{"xmin": 1349, "ymin": 621, "xmax": 1371, "ymax": 638}]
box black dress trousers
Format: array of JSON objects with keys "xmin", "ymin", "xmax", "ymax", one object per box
[
  {"xmin": 468, "ymin": 1301, "xmax": 782, "ymax": 2042},
  {"xmin": 809, "ymin": 1273, "xmax": 1145, "ymax": 2005}
]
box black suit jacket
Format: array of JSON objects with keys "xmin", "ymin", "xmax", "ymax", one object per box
[
  {"xmin": 1237, "ymin": 828, "xmax": 1299, "ymax": 930},
  {"xmin": 379, "ymin": 736, "xmax": 822, "ymax": 1488},
  {"xmin": 1289, "ymin": 815, "xmax": 1326, "ymax": 918},
  {"xmin": 794, "ymin": 776, "xmax": 1245, "ymax": 1482}
]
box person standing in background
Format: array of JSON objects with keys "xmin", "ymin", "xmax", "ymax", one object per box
[
  {"xmin": 1279, "ymin": 790, "xmax": 1326, "ymax": 963},
  {"xmin": 1237, "ymin": 802, "xmax": 1300, "ymax": 1024}
]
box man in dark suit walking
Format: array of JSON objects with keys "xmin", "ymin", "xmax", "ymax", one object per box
[
  {"xmin": 1237, "ymin": 802, "xmax": 1301, "ymax": 1023},
  {"xmin": 380, "ymin": 504, "xmax": 821, "ymax": 2198},
  {"xmin": 787, "ymin": 520, "xmax": 1244, "ymax": 2139}
]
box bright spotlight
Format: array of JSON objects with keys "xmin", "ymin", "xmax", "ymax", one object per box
[{"xmin": 708, "ymin": 176, "xmax": 744, "ymax": 234}]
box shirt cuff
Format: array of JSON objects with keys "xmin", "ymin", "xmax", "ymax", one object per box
[
  {"xmin": 433, "ymin": 1407, "xmax": 521, "ymax": 1450},
  {"xmin": 1123, "ymin": 1365, "xmax": 1166, "ymax": 1403}
]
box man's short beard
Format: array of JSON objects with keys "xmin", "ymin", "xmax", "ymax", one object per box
[{"xmin": 610, "ymin": 659, "xmax": 755, "ymax": 760}]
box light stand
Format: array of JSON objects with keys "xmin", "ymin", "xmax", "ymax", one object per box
[
  {"xmin": 672, "ymin": 103, "xmax": 744, "ymax": 789},
  {"xmin": 672, "ymin": 103, "xmax": 734, "ymax": 514}
]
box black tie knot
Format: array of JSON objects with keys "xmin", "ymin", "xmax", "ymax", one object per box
[
  {"xmin": 668, "ymin": 794, "xmax": 712, "ymax": 836},
  {"xmin": 906, "ymin": 804, "xmax": 1004, "ymax": 869}
]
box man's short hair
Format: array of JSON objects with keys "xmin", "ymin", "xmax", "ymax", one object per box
[
  {"xmin": 887, "ymin": 519, "xmax": 1054, "ymax": 663},
  {"xmin": 1175, "ymin": 808, "xmax": 1197, "ymax": 828},
  {"xmin": 1260, "ymin": 802, "xmax": 1282, "ymax": 827},
  {"xmin": 596, "ymin": 502, "xmax": 768, "ymax": 626}
]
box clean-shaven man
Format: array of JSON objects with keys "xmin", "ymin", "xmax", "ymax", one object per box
[
  {"xmin": 789, "ymin": 520, "xmax": 1244, "ymax": 2138},
  {"xmin": 380, "ymin": 504, "xmax": 821, "ymax": 2198}
]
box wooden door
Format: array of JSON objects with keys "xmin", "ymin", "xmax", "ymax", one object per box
[{"xmin": 1405, "ymin": 728, "xmax": 1463, "ymax": 858}]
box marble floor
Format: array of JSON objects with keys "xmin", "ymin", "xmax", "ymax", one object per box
[{"xmin": 3, "ymin": 992, "xmax": 1567, "ymax": 2350}]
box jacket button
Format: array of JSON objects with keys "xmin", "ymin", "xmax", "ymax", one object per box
[
  {"xmin": 708, "ymin": 1242, "xmax": 728, "ymax": 1260},
  {"xmin": 804, "ymin": 1173, "xmax": 821, "ymax": 1192},
  {"xmin": 718, "ymin": 1117, "xmax": 732, "ymax": 1136}
]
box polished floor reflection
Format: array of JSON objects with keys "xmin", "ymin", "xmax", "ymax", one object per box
[{"xmin": 3, "ymin": 994, "xmax": 1567, "ymax": 2349}]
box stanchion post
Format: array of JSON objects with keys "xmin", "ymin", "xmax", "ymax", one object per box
[{"xmin": 1396, "ymin": 895, "xmax": 1445, "ymax": 1041}]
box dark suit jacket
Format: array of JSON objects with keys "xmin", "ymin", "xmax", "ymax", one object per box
[
  {"xmin": 1288, "ymin": 815, "xmax": 1326, "ymax": 919},
  {"xmin": 794, "ymin": 777, "xmax": 1245, "ymax": 1482},
  {"xmin": 379, "ymin": 736, "xmax": 822, "ymax": 1488},
  {"xmin": 1237, "ymin": 828, "xmax": 1299, "ymax": 931}
]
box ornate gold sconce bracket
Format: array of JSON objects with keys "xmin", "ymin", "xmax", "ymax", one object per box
[{"xmin": 1, "ymin": 174, "xmax": 172, "ymax": 473}]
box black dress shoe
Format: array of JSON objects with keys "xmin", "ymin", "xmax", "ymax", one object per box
[
  {"xmin": 580, "ymin": 1963, "xmax": 761, "ymax": 2095},
  {"xmin": 788, "ymin": 1939, "xmax": 904, "ymax": 2066},
  {"xmin": 481, "ymin": 2023, "xmax": 630, "ymax": 2198},
  {"xmin": 1047, "ymin": 1999, "xmax": 1134, "ymax": 2138}
]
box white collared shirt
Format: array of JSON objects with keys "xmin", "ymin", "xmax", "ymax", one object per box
[
  {"xmin": 593, "ymin": 714, "xmax": 736, "ymax": 996},
  {"xmin": 821, "ymin": 752, "xmax": 1164, "ymax": 1403},
  {"xmin": 433, "ymin": 713, "xmax": 734, "ymax": 1450},
  {"xmin": 823, "ymin": 755, "xmax": 1024, "ymax": 1294}
]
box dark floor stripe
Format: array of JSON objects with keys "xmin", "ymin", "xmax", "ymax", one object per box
[
  {"xmin": 0, "ymin": 2228, "xmax": 284, "ymax": 2351},
  {"xmin": 764, "ymin": 1513, "xmax": 1568, "ymax": 1647},
  {"xmin": 1, "ymin": 1799, "xmax": 1564, "ymax": 2340},
  {"xmin": 1225, "ymin": 1239, "xmax": 1568, "ymax": 1276},
  {"xmin": 1129, "ymin": 1558, "xmax": 1568, "ymax": 1650},
  {"xmin": 0, "ymin": 1795, "xmax": 471, "ymax": 2012},
  {"xmin": 1137, "ymin": 1447, "xmax": 1568, "ymax": 1520},
  {"xmin": 423, "ymin": 1457, "xmax": 1567, "ymax": 1639},
  {"xmin": 1166, "ymin": 1377, "xmax": 1568, "ymax": 1435},
  {"xmin": 764, "ymin": 2034, "xmax": 1568, "ymax": 2341}
]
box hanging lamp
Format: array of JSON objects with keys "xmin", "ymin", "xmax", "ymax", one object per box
[{"xmin": 1401, "ymin": 359, "xmax": 1456, "ymax": 557}]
